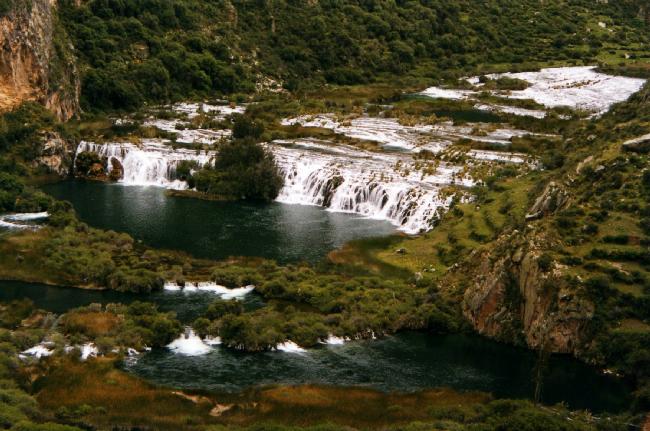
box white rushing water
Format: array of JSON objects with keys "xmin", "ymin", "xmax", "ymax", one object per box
[
  {"xmin": 275, "ymin": 341, "xmax": 307, "ymax": 353},
  {"xmin": 421, "ymin": 66, "xmax": 646, "ymax": 117},
  {"xmin": 163, "ymin": 281, "xmax": 255, "ymax": 299},
  {"xmin": 76, "ymin": 137, "xmax": 478, "ymax": 233},
  {"xmin": 167, "ymin": 328, "xmax": 214, "ymax": 356},
  {"xmin": 281, "ymin": 114, "xmax": 535, "ymax": 152},
  {"xmin": 271, "ymin": 139, "xmax": 472, "ymax": 233},
  {"xmin": 0, "ymin": 212, "xmax": 49, "ymax": 230},
  {"xmin": 142, "ymin": 102, "xmax": 246, "ymax": 145},
  {"xmin": 77, "ymin": 140, "xmax": 215, "ymax": 189}
]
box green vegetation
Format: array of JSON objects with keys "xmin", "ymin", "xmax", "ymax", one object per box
[
  {"xmin": 0, "ymin": 1, "xmax": 649, "ymax": 429},
  {"xmin": 190, "ymin": 137, "xmax": 283, "ymax": 202},
  {"xmin": 193, "ymin": 263, "xmax": 459, "ymax": 350},
  {"xmin": 61, "ymin": 301, "xmax": 182, "ymax": 350},
  {"xmin": 31, "ymin": 353, "xmax": 630, "ymax": 431},
  {"xmin": 58, "ymin": 0, "xmax": 650, "ymax": 112},
  {"xmin": 0, "ymin": 104, "xmax": 62, "ymax": 213}
]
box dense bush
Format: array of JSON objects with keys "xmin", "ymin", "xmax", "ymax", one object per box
[
  {"xmin": 198, "ymin": 263, "xmax": 459, "ymax": 351},
  {"xmin": 73, "ymin": 152, "xmax": 102, "ymax": 177},
  {"xmin": 58, "ymin": 0, "xmax": 650, "ymax": 111},
  {"xmin": 62, "ymin": 302, "xmax": 183, "ymax": 349},
  {"xmin": 192, "ymin": 138, "xmax": 283, "ymax": 201}
]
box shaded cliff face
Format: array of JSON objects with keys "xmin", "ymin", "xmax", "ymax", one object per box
[
  {"xmin": 460, "ymin": 228, "xmax": 595, "ymax": 356},
  {"xmin": 0, "ymin": 0, "xmax": 79, "ymax": 121},
  {"xmin": 453, "ymin": 180, "xmax": 597, "ymax": 356}
]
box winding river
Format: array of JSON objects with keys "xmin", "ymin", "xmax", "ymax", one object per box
[
  {"xmin": 0, "ymin": 181, "xmax": 631, "ymax": 413},
  {"xmin": 0, "ymin": 279, "xmax": 632, "ymax": 413}
]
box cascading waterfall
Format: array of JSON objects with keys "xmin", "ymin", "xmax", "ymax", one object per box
[
  {"xmin": 76, "ymin": 140, "xmax": 215, "ymax": 189},
  {"xmin": 271, "ymin": 140, "xmax": 472, "ymax": 233},
  {"xmin": 75, "ymin": 138, "xmax": 472, "ymax": 233}
]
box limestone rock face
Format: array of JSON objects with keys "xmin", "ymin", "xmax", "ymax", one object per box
[
  {"xmin": 460, "ymin": 230, "xmax": 594, "ymax": 355},
  {"xmin": 622, "ymin": 133, "xmax": 650, "ymax": 154},
  {"xmin": 108, "ymin": 157, "xmax": 124, "ymax": 181},
  {"xmin": 34, "ymin": 130, "xmax": 74, "ymax": 176},
  {"xmin": 0, "ymin": 0, "xmax": 80, "ymax": 120},
  {"xmin": 525, "ymin": 181, "xmax": 569, "ymax": 221}
]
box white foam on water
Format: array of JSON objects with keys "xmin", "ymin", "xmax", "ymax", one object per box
[
  {"xmin": 204, "ymin": 336, "xmax": 222, "ymax": 346},
  {"xmin": 163, "ymin": 282, "xmax": 255, "ymax": 299},
  {"xmin": 171, "ymin": 102, "xmax": 246, "ymax": 119},
  {"xmin": 0, "ymin": 212, "xmax": 49, "ymax": 230},
  {"xmin": 77, "ymin": 136, "xmax": 475, "ymax": 233},
  {"xmin": 282, "ymin": 114, "xmax": 436, "ymax": 150},
  {"xmin": 77, "ymin": 108, "xmax": 538, "ymax": 234},
  {"xmin": 468, "ymin": 150, "xmax": 529, "ymax": 164},
  {"xmin": 486, "ymin": 66, "xmax": 645, "ymax": 115},
  {"xmin": 281, "ymin": 114, "xmax": 538, "ymax": 153},
  {"xmin": 474, "ymin": 103, "xmax": 547, "ymax": 119},
  {"xmin": 20, "ymin": 343, "xmax": 53, "ymax": 359},
  {"xmin": 76, "ymin": 140, "xmax": 215, "ymax": 189},
  {"xmin": 275, "ymin": 341, "xmax": 307, "ymax": 353},
  {"xmin": 80, "ymin": 343, "xmax": 98, "ymax": 361},
  {"xmin": 271, "ymin": 139, "xmax": 470, "ymax": 233},
  {"xmin": 421, "ymin": 66, "xmax": 646, "ymax": 117},
  {"xmin": 167, "ymin": 329, "xmax": 213, "ymax": 356},
  {"xmin": 322, "ymin": 334, "xmax": 346, "ymax": 345},
  {"xmin": 4, "ymin": 212, "xmax": 49, "ymax": 221},
  {"xmin": 144, "ymin": 118, "xmax": 231, "ymax": 145},
  {"xmin": 418, "ymin": 87, "xmax": 474, "ymax": 100}
]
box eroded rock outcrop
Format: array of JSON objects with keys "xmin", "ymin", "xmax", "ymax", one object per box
[
  {"xmin": 0, "ymin": 0, "xmax": 79, "ymax": 120},
  {"xmin": 34, "ymin": 130, "xmax": 74, "ymax": 175},
  {"xmin": 459, "ymin": 229, "xmax": 594, "ymax": 355},
  {"xmin": 622, "ymin": 133, "xmax": 650, "ymax": 154},
  {"xmin": 525, "ymin": 181, "xmax": 569, "ymax": 221}
]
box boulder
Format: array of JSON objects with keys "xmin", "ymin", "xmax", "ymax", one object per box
[
  {"xmin": 622, "ymin": 133, "xmax": 650, "ymax": 154},
  {"xmin": 109, "ymin": 157, "xmax": 124, "ymax": 181}
]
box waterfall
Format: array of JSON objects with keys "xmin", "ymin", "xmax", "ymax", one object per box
[
  {"xmin": 75, "ymin": 138, "xmax": 472, "ymax": 233},
  {"xmin": 76, "ymin": 140, "xmax": 215, "ymax": 189},
  {"xmin": 271, "ymin": 140, "xmax": 471, "ymax": 233}
]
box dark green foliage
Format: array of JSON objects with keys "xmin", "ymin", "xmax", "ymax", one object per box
[
  {"xmin": 58, "ymin": 0, "xmax": 650, "ymax": 111},
  {"xmin": 120, "ymin": 302, "xmax": 182, "ymax": 348},
  {"xmin": 200, "ymin": 263, "xmax": 459, "ymax": 351},
  {"xmin": 107, "ymin": 268, "xmax": 163, "ymax": 293},
  {"xmin": 172, "ymin": 160, "xmax": 198, "ymax": 181},
  {"xmin": 537, "ymin": 254, "xmax": 553, "ymax": 272},
  {"xmin": 193, "ymin": 139, "xmax": 283, "ymax": 201},
  {"xmin": 0, "ymin": 2, "xmax": 11, "ymax": 17},
  {"xmin": 0, "ymin": 300, "xmax": 35, "ymax": 330},
  {"xmin": 204, "ymin": 299, "xmax": 244, "ymax": 320},
  {"xmin": 0, "ymin": 174, "xmax": 25, "ymax": 212},
  {"xmin": 212, "ymin": 266, "xmax": 262, "ymax": 287},
  {"xmin": 58, "ymin": 0, "xmax": 251, "ymax": 111},
  {"xmin": 232, "ymin": 115, "xmax": 264, "ymax": 140},
  {"xmin": 73, "ymin": 151, "xmax": 101, "ymax": 177}
]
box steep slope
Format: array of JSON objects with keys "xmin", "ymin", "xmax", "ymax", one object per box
[
  {"xmin": 446, "ymin": 81, "xmax": 650, "ymax": 409},
  {"xmin": 58, "ymin": 0, "xmax": 650, "ymax": 111},
  {"xmin": 0, "ymin": 0, "xmax": 79, "ymax": 120}
]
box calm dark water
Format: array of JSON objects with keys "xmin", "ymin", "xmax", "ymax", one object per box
[
  {"xmin": 0, "ymin": 280, "xmax": 262, "ymax": 323},
  {"xmin": 5, "ymin": 182, "xmax": 633, "ymax": 412},
  {"xmin": 0, "ymin": 280, "xmax": 632, "ymax": 413},
  {"xmin": 41, "ymin": 181, "xmax": 396, "ymax": 264},
  {"xmin": 127, "ymin": 332, "xmax": 631, "ymax": 412}
]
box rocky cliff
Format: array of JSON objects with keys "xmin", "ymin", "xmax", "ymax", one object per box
[
  {"xmin": 460, "ymin": 227, "xmax": 595, "ymax": 355},
  {"xmin": 0, "ymin": 0, "xmax": 79, "ymax": 121},
  {"xmin": 457, "ymin": 181, "xmax": 596, "ymax": 356}
]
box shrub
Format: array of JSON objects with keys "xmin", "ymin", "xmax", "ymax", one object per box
[
  {"xmin": 231, "ymin": 115, "xmax": 264, "ymax": 140},
  {"xmin": 74, "ymin": 152, "xmax": 102, "ymax": 176},
  {"xmin": 194, "ymin": 139, "xmax": 283, "ymax": 201},
  {"xmin": 537, "ymin": 253, "xmax": 553, "ymax": 272}
]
